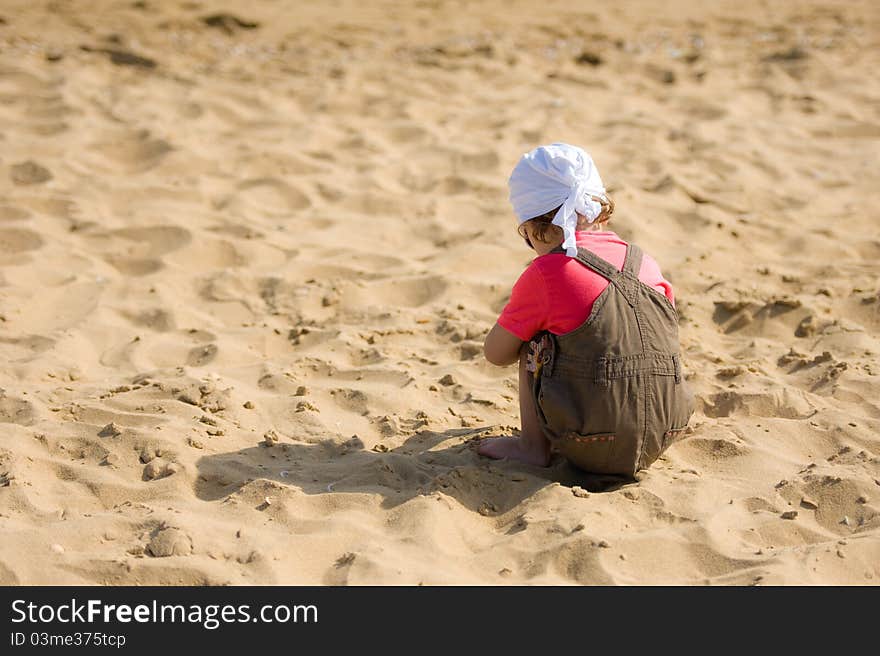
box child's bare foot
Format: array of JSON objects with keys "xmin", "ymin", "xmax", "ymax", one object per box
[{"xmin": 477, "ymin": 434, "xmax": 551, "ymax": 467}]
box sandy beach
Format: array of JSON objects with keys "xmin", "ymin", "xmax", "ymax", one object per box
[{"xmin": 0, "ymin": 0, "xmax": 878, "ymax": 584}]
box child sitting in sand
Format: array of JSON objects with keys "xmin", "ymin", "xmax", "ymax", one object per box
[{"xmin": 478, "ymin": 143, "xmax": 694, "ymax": 477}]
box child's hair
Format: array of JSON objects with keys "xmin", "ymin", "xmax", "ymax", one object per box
[{"xmin": 516, "ymin": 194, "xmax": 615, "ymax": 245}]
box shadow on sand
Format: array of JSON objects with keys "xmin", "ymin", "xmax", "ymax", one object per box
[{"xmin": 194, "ymin": 427, "xmax": 634, "ymax": 515}]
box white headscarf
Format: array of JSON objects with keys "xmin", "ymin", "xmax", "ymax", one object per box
[{"xmin": 508, "ymin": 142, "xmax": 607, "ymax": 257}]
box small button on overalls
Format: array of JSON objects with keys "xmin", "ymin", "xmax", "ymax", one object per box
[{"xmin": 527, "ymin": 243, "xmax": 695, "ymax": 478}]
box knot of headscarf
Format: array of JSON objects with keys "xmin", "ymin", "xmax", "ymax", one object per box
[{"xmin": 508, "ymin": 143, "xmax": 606, "ymax": 257}]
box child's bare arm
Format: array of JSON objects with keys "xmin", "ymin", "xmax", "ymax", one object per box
[{"xmin": 483, "ymin": 322, "xmax": 524, "ymax": 366}]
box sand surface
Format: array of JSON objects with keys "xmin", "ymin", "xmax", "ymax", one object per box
[{"xmin": 1, "ymin": 0, "xmax": 879, "ymax": 585}]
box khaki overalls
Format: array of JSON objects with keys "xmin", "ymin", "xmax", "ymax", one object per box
[{"xmin": 528, "ymin": 243, "xmax": 695, "ymax": 477}]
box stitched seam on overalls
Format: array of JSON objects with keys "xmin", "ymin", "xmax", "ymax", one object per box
[
  {"xmin": 624, "ymin": 244, "xmax": 651, "ymax": 470},
  {"xmin": 554, "ymin": 352, "xmax": 677, "ymax": 383},
  {"xmin": 621, "ymin": 245, "xmax": 649, "ymax": 356},
  {"xmin": 564, "ymin": 432, "xmax": 615, "ymax": 443},
  {"xmin": 622, "ymin": 272, "xmax": 647, "ymax": 353},
  {"xmin": 639, "ymin": 374, "xmax": 652, "ymax": 470}
]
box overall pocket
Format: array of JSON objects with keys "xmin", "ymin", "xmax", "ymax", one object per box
[
  {"xmin": 663, "ymin": 380, "xmax": 695, "ymax": 448},
  {"xmin": 538, "ymin": 371, "xmax": 641, "ymax": 476},
  {"xmin": 641, "ymin": 372, "xmax": 695, "ymax": 469}
]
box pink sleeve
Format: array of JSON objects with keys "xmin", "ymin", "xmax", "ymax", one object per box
[
  {"xmin": 497, "ymin": 264, "xmax": 548, "ymax": 341},
  {"xmin": 639, "ymin": 254, "xmax": 675, "ymax": 307}
]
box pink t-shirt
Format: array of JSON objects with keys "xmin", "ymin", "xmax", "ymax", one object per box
[{"xmin": 497, "ymin": 231, "xmax": 675, "ymax": 341}]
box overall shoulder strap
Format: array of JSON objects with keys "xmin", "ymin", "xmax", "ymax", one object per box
[
  {"xmin": 548, "ymin": 244, "xmax": 620, "ymax": 281},
  {"xmin": 548, "ymin": 244, "xmax": 638, "ymax": 307},
  {"xmin": 622, "ymin": 243, "xmax": 643, "ymax": 277},
  {"xmin": 575, "ymin": 248, "xmax": 620, "ymax": 281}
]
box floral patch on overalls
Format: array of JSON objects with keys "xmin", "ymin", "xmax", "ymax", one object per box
[{"xmin": 526, "ymin": 332, "xmax": 555, "ymax": 379}]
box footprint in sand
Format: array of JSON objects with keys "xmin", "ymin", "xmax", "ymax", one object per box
[
  {"xmin": 0, "ymin": 393, "xmax": 36, "ymax": 426},
  {"xmin": 452, "ymin": 148, "xmax": 501, "ymax": 172},
  {"xmin": 16, "ymin": 196, "xmax": 78, "ymax": 220},
  {"xmin": 676, "ymin": 96, "xmax": 728, "ymax": 121},
  {"xmin": 341, "ymin": 253, "xmax": 406, "ymax": 273},
  {"xmin": 236, "ymin": 178, "xmax": 311, "ymax": 214},
  {"xmin": 84, "ymin": 225, "xmax": 191, "ymax": 276},
  {"xmin": 669, "ymin": 209, "xmax": 713, "ymax": 231},
  {"xmin": 0, "ymin": 228, "xmax": 44, "ymax": 254},
  {"xmin": 103, "ymin": 225, "xmax": 192, "ymax": 257},
  {"xmin": 0, "ymin": 334, "xmax": 55, "ymax": 362},
  {"xmin": 9, "ymin": 280, "xmax": 103, "ymax": 332},
  {"xmin": 88, "ymin": 130, "xmax": 172, "ymax": 174},
  {"xmin": 712, "ymin": 297, "xmax": 809, "ymax": 337},
  {"xmin": 0, "ymin": 205, "xmax": 31, "ymax": 222},
  {"xmin": 0, "ymin": 66, "xmax": 70, "ymax": 136},
  {"xmin": 122, "ymin": 308, "xmax": 175, "ymax": 332},
  {"xmin": 104, "ymin": 257, "xmax": 164, "ymax": 276},
  {"xmin": 341, "ymin": 274, "xmax": 448, "ymax": 310},
  {"xmin": 330, "ymin": 388, "xmax": 370, "ymax": 415},
  {"xmin": 812, "ymin": 122, "xmax": 880, "ymax": 139},
  {"xmin": 385, "ymin": 121, "xmax": 433, "ymax": 145},
  {"xmin": 698, "ymin": 388, "xmax": 815, "ymax": 419},
  {"xmin": 9, "ymin": 161, "xmax": 52, "ymax": 185},
  {"xmin": 173, "ymin": 239, "xmax": 246, "ymax": 271},
  {"xmin": 186, "ymin": 343, "xmax": 218, "ymax": 367}
]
